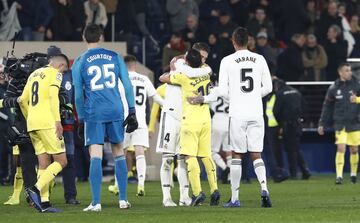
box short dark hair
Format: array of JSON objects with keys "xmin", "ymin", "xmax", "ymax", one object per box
[
  {"xmin": 192, "ymin": 42, "xmax": 210, "ymax": 54},
  {"xmin": 83, "ymin": 24, "xmax": 103, "ymax": 43},
  {"xmin": 124, "ymin": 55, "xmax": 137, "ymax": 64},
  {"xmin": 185, "ymin": 49, "xmax": 202, "ymax": 68},
  {"xmin": 338, "ymin": 62, "xmax": 351, "ymax": 71},
  {"xmin": 232, "ymin": 27, "xmax": 248, "ymax": 47}
]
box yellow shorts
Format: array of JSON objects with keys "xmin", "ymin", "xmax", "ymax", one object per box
[
  {"xmin": 29, "ymin": 128, "xmax": 65, "ymax": 155},
  {"xmin": 335, "ymin": 129, "xmax": 360, "ymax": 146},
  {"xmin": 13, "ymin": 145, "xmax": 20, "ymax": 155},
  {"xmin": 126, "ymin": 145, "xmax": 147, "ymax": 152},
  {"xmin": 179, "ymin": 122, "xmax": 211, "ymax": 157}
]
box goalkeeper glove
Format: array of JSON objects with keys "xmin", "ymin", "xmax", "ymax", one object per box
[{"xmin": 123, "ymin": 107, "xmax": 138, "ymax": 133}]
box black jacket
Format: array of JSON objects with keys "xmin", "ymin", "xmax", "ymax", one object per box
[
  {"xmin": 277, "ymin": 42, "xmax": 304, "ymax": 81},
  {"xmin": 319, "ymin": 78, "xmax": 360, "ymax": 131},
  {"xmin": 273, "ymin": 84, "xmax": 304, "ymax": 124}
]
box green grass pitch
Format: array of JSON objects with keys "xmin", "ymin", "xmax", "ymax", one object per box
[{"xmin": 0, "ymin": 175, "xmax": 360, "ymax": 223}]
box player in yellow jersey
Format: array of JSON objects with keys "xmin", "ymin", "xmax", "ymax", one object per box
[
  {"xmin": 159, "ymin": 49, "xmax": 219, "ymax": 206},
  {"xmin": 19, "ymin": 55, "xmax": 69, "ymax": 213}
]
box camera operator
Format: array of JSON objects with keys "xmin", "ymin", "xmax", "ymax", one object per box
[{"xmin": 0, "ymin": 60, "xmax": 40, "ymax": 193}]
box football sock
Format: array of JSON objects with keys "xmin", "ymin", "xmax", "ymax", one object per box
[
  {"xmin": 136, "ymin": 155, "xmax": 146, "ymax": 188},
  {"xmin": 231, "ymin": 159, "xmax": 242, "ymax": 202},
  {"xmin": 89, "ymin": 158, "xmax": 102, "ymax": 205},
  {"xmin": 160, "ymin": 154, "xmax": 173, "ymax": 201},
  {"xmin": 350, "ymin": 153, "xmax": 359, "ymax": 177},
  {"xmin": 36, "ymin": 162, "xmax": 62, "ymax": 192},
  {"xmin": 114, "ymin": 175, "xmax": 118, "ymax": 187},
  {"xmin": 115, "ymin": 155, "xmax": 128, "ymax": 201},
  {"xmin": 13, "ymin": 167, "xmax": 23, "ymax": 198},
  {"xmin": 253, "ymin": 158, "xmax": 268, "ymax": 193},
  {"xmin": 201, "ymin": 157, "xmax": 218, "ymax": 193},
  {"xmin": 212, "ymin": 152, "xmax": 227, "ymax": 170},
  {"xmin": 177, "ymin": 156, "xmax": 190, "ymax": 200},
  {"xmin": 37, "ymin": 169, "xmax": 49, "ymax": 202},
  {"xmin": 186, "ymin": 157, "xmax": 201, "ymax": 196},
  {"xmin": 128, "ymin": 171, "xmax": 133, "ymax": 178},
  {"xmin": 335, "ymin": 152, "xmax": 345, "ymax": 178},
  {"xmin": 226, "ymin": 155, "xmax": 232, "ymax": 168}
]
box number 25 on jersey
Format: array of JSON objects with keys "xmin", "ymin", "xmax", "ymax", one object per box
[{"xmin": 89, "ymin": 64, "xmax": 116, "ymax": 91}]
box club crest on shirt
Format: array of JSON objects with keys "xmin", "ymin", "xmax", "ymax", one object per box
[
  {"xmin": 65, "ymin": 81, "xmax": 72, "ymax": 90},
  {"xmin": 56, "ymin": 73, "xmax": 62, "ymax": 81}
]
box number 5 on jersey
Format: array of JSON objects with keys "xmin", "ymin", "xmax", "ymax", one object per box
[{"xmin": 89, "ymin": 64, "xmax": 116, "ymax": 91}]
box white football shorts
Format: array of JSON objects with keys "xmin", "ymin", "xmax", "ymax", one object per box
[
  {"xmin": 211, "ymin": 122, "xmax": 230, "ymax": 153},
  {"xmin": 123, "ymin": 127, "xmax": 149, "ymax": 149},
  {"xmin": 156, "ymin": 111, "xmax": 181, "ymax": 154},
  {"xmin": 229, "ymin": 117, "xmax": 264, "ymax": 153}
]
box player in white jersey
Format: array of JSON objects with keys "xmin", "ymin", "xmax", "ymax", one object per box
[
  {"xmin": 210, "ymin": 96, "xmax": 232, "ymax": 184},
  {"xmin": 188, "ymin": 27, "xmax": 273, "ymax": 208},
  {"xmin": 157, "ymin": 48, "xmax": 212, "ymax": 207},
  {"xmin": 121, "ymin": 55, "xmax": 165, "ymax": 196}
]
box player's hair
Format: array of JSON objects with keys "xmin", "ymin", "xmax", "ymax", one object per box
[
  {"xmin": 192, "ymin": 42, "xmax": 210, "ymax": 54},
  {"xmin": 232, "ymin": 27, "xmax": 248, "ymax": 47},
  {"xmin": 338, "ymin": 62, "xmax": 351, "ymax": 71},
  {"xmin": 83, "ymin": 24, "xmax": 103, "ymax": 43},
  {"xmin": 185, "ymin": 49, "xmax": 202, "ymax": 68},
  {"xmin": 124, "ymin": 55, "xmax": 137, "ymax": 64}
]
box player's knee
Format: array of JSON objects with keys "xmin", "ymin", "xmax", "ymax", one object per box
[
  {"xmin": 162, "ymin": 157, "xmax": 173, "ymax": 170},
  {"xmin": 59, "ymin": 158, "xmax": 68, "ymax": 168}
]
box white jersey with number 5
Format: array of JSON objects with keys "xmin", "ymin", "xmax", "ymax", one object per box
[
  {"xmin": 217, "ymin": 49, "xmax": 272, "ymax": 120},
  {"xmin": 129, "ymin": 71, "xmax": 157, "ymax": 128}
]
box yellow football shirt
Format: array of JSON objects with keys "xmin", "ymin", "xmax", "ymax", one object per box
[
  {"xmin": 170, "ymin": 73, "xmax": 211, "ymax": 124},
  {"xmin": 20, "ymin": 66, "xmax": 62, "ymax": 131}
]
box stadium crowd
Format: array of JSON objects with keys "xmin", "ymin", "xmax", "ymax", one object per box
[
  {"xmin": 0, "ymin": 0, "xmax": 359, "ymax": 211},
  {"xmin": 0, "ymin": 0, "xmax": 359, "ymax": 81}
]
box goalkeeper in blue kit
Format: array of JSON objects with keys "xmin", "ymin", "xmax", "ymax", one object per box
[{"xmin": 72, "ymin": 24, "xmax": 138, "ymax": 212}]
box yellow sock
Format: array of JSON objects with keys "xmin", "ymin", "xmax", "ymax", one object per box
[
  {"xmin": 36, "ymin": 162, "xmax": 62, "ymax": 192},
  {"xmin": 335, "ymin": 152, "xmax": 345, "ymax": 178},
  {"xmin": 201, "ymin": 157, "xmax": 218, "ymax": 194},
  {"xmin": 37, "ymin": 169, "xmax": 49, "ymax": 202},
  {"xmin": 128, "ymin": 171, "xmax": 133, "ymax": 178},
  {"xmin": 186, "ymin": 157, "xmax": 201, "ymax": 196},
  {"xmin": 13, "ymin": 167, "xmax": 23, "ymax": 198},
  {"xmin": 350, "ymin": 153, "xmax": 359, "ymax": 177}
]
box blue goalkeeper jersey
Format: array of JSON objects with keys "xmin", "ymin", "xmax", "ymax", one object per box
[{"xmin": 72, "ymin": 47, "xmax": 135, "ymax": 122}]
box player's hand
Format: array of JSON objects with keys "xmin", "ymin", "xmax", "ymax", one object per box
[
  {"xmin": 123, "ymin": 108, "xmax": 138, "ymax": 133},
  {"xmin": 350, "ymin": 92, "xmax": 357, "ymax": 103},
  {"xmin": 317, "ymin": 126, "xmax": 324, "ymax": 136},
  {"xmin": 55, "ymin": 121, "xmax": 63, "ymax": 139},
  {"xmin": 187, "ymin": 93, "xmax": 204, "ymax": 105}
]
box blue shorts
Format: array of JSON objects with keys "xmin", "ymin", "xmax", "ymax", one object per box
[{"xmin": 84, "ymin": 121, "xmax": 124, "ymax": 146}]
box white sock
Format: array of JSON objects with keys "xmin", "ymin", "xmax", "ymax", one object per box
[
  {"xmin": 177, "ymin": 156, "xmax": 190, "ymax": 201},
  {"xmin": 160, "ymin": 154, "xmax": 173, "ymax": 201},
  {"xmin": 114, "ymin": 175, "xmax": 118, "ymax": 187},
  {"xmin": 253, "ymin": 158, "xmax": 268, "ymax": 193},
  {"xmin": 230, "ymin": 159, "xmax": 242, "ymax": 202},
  {"xmin": 226, "ymin": 156, "xmax": 232, "ymax": 168},
  {"xmin": 212, "ymin": 152, "xmax": 227, "ymax": 170},
  {"xmin": 136, "ymin": 155, "xmax": 146, "ymax": 188}
]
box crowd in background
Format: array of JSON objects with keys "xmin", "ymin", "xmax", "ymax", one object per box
[{"xmin": 0, "ymin": 0, "xmax": 359, "ymax": 82}]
